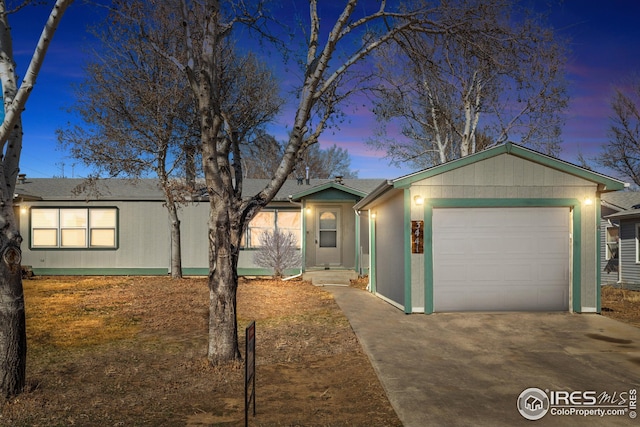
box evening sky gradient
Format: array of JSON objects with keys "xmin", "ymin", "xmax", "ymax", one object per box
[{"xmin": 8, "ymin": 1, "xmax": 640, "ymax": 181}]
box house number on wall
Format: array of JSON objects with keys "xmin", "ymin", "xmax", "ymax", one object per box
[{"xmin": 411, "ymin": 221, "xmax": 424, "ymax": 254}]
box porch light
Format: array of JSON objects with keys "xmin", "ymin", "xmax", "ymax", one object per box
[
  {"xmin": 584, "ymin": 197, "xmax": 593, "ymax": 206},
  {"xmin": 414, "ymin": 195, "xmax": 424, "ymax": 206},
  {"xmin": 306, "ymin": 207, "xmax": 311, "ymax": 214},
  {"xmin": 371, "ymin": 212, "xmax": 377, "ymax": 220}
]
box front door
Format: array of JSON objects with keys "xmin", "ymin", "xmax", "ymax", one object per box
[{"xmin": 316, "ymin": 208, "xmax": 341, "ymax": 267}]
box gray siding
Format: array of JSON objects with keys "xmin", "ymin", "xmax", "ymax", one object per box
[
  {"xmin": 20, "ymin": 200, "xmax": 171, "ymax": 274},
  {"xmin": 374, "ymin": 191, "xmax": 405, "ymax": 308},
  {"xmin": 618, "ymin": 219, "xmax": 640, "ymax": 286}
]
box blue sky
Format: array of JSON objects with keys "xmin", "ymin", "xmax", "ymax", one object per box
[{"xmin": 9, "ymin": 1, "xmax": 640, "ymax": 180}]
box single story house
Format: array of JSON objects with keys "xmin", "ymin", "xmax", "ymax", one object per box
[
  {"xmin": 14, "ymin": 142, "xmax": 629, "ymax": 314},
  {"xmin": 600, "ymin": 191, "xmax": 640, "ymax": 288},
  {"xmin": 354, "ymin": 142, "xmax": 627, "ymax": 314},
  {"xmin": 13, "ymin": 176, "xmax": 381, "ymax": 277}
]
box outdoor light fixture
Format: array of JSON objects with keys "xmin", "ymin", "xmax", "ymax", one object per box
[
  {"xmin": 306, "ymin": 207, "xmax": 312, "ymax": 214},
  {"xmin": 414, "ymin": 195, "xmax": 424, "ymax": 206},
  {"xmin": 584, "ymin": 198, "xmax": 593, "ymax": 206},
  {"xmin": 371, "ymin": 212, "xmax": 377, "ymax": 219}
]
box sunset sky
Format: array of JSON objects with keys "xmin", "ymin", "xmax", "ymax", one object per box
[{"xmin": 9, "ymin": 1, "xmax": 640, "ymax": 180}]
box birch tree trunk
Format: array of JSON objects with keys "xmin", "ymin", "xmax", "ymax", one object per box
[{"xmin": 0, "ymin": 0, "xmax": 73, "ymax": 397}]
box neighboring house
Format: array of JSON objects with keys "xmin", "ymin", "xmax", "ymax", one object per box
[
  {"xmin": 13, "ymin": 176, "xmax": 381, "ymax": 277},
  {"xmin": 600, "ymin": 191, "xmax": 640, "ymax": 288},
  {"xmin": 354, "ymin": 142, "xmax": 626, "ymax": 314}
]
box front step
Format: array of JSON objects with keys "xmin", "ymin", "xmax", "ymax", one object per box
[{"xmin": 303, "ymin": 270, "xmax": 357, "ymax": 286}]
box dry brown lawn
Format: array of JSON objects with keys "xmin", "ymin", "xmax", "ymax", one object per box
[
  {"xmin": 2, "ymin": 276, "xmax": 400, "ymax": 427},
  {"xmin": 1, "ymin": 278, "xmax": 638, "ymax": 426},
  {"xmin": 601, "ymin": 285, "xmax": 640, "ymax": 328}
]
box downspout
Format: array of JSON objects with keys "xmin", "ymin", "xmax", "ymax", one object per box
[{"xmin": 283, "ymin": 195, "xmax": 304, "ymax": 281}]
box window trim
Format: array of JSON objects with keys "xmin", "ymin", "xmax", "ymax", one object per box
[
  {"xmin": 243, "ymin": 208, "xmax": 302, "ymax": 250},
  {"xmin": 605, "ymin": 225, "xmax": 619, "ymax": 261},
  {"xmin": 30, "ymin": 207, "xmax": 119, "ymax": 250}
]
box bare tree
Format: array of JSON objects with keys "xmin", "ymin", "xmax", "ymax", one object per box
[
  {"xmin": 0, "ymin": 0, "xmax": 74, "ymax": 397},
  {"xmin": 253, "ymin": 230, "xmax": 301, "ymax": 278},
  {"xmin": 130, "ymin": 0, "xmax": 461, "ymax": 365},
  {"xmin": 298, "ymin": 144, "xmax": 358, "ymax": 179},
  {"xmin": 243, "ymin": 135, "xmax": 358, "ymax": 179},
  {"xmin": 57, "ymin": 10, "xmax": 200, "ymax": 279},
  {"xmin": 367, "ymin": 0, "xmax": 568, "ymax": 169},
  {"xmin": 596, "ymin": 80, "xmax": 640, "ymax": 186}
]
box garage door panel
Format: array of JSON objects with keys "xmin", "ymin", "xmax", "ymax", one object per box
[{"xmin": 433, "ymin": 207, "xmax": 569, "ymax": 312}]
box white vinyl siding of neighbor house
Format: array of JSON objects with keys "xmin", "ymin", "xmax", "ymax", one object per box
[{"xmin": 617, "ymin": 221, "xmax": 640, "ymax": 286}]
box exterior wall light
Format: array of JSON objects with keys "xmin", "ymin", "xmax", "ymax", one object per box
[
  {"xmin": 584, "ymin": 198, "xmax": 593, "ymax": 206},
  {"xmin": 414, "ymin": 195, "xmax": 424, "ymax": 206},
  {"xmin": 306, "ymin": 207, "xmax": 311, "ymax": 214},
  {"xmin": 371, "ymin": 212, "xmax": 377, "ymax": 220}
]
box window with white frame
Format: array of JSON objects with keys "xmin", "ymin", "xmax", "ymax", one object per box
[
  {"xmin": 31, "ymin": 208, "xmax": 117, "ymax": 249},
  {"xmin": 243, "ymin": 209, "xmax": 301, "ymax": 248},
  {"xmin": 605, "ymin": 226, "xmax": 619, "ymax": 260}
]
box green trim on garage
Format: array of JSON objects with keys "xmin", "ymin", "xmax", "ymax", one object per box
[
  {"xmin": 393, "ymin": 143, "xmax": 626, "ymax": 192},
  {"xmin": 403, "ymin": 189, "xmax": 412, "ymax": 313},
  {"xmin": 596, "ymin": 198, "xmax": 602, "ymax": 313},
  {"xmin": 369, "ymin": 211, "xmax": 377, "ymax": 293},
  {"xmin": 422, "ymin": 198, "xmax": 581, "ymax": 314}
]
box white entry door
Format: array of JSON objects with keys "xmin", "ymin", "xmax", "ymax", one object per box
[
  {"xmin": 316, "ymin": 208, "xmax": 341, "ymax": 267},
  {"xmin": 432, "ymin": 207, "xmax": 570, "ymax": 312}
]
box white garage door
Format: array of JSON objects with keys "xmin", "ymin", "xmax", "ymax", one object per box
[{"xmin": 432, "ymin": 207, "xmax": 570, "ymax": 312}]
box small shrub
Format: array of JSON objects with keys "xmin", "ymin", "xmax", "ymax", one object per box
[{"xmin": 253, "ymin": 230, "xmax": 301, "ymax": 278}]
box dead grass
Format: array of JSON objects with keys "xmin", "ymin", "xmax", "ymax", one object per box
[
  {"xmin": 1, "ymin": 276, "xmax": 400, "ymax": 427},
  {"xmin": 3, "ymin": 278, "xmax": 637, "ymax": 426},
  {"xmin": 601, "ymin": 285, "xmax": 640, "ymax": 328}
]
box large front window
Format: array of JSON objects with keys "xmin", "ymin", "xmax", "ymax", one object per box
[
  {"xmin": 244, "ymin": 209, "xmax": 301, "ymax": 248},
  {"xmin": 31, "ymin": 208, "xmax": 118, "ymax": 249}
]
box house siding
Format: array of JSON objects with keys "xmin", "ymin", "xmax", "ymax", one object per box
[
  {"xmin": 20, "ymin": 200, "xmax": 171, "ymax": 274},
  {"xmin": 373, "ymin": 191, "xmax": 405, "ymax": 308},
  {"xmin": 618, "ymin": 219, "xmax": 640, "ymax": 287}
]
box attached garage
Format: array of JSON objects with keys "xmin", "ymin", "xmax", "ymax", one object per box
[
  {"xmin": 432, "ymin": 207, "xmax": 569, "ymax": 312},
  {"xmin": 355, "ymin": 143, "xmax": 627, "ymax": 315}
]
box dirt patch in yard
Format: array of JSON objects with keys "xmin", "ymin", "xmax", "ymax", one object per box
[
  {"xmin": 2, "ymin": 276, "xmax": 400, "ymax": 427},
  {"xmin": 601, "ymin": 285, "xmax": 640, "ymax": 328}
]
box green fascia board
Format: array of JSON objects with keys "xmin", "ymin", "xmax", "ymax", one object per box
[
  {"xmin": 393, "ymin": 142, "xmax": 627, "ymax": 191},
  {"xmin": 403, "ymin": 189, "xmax": 412, "ymax": 313},
  {"xmin": 31, "ymin": 268, "xmax": 170, "ymax": 276},
  {"xmin": 422, "ymin": 198, "xmax": 583, "ymax": 314},
  {"xmin": 290, "ymin": 182, "xmax": 367, "ymax": 201}
]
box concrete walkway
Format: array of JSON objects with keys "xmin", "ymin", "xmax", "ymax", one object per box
[{"xmin": 328, "ymin": 286, "xmax": 640, "ymax": 427}]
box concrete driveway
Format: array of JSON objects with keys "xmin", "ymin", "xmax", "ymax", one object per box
[{"xmin": 328, "ymin": 286, "xmax": 640, "ymax": 427}]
